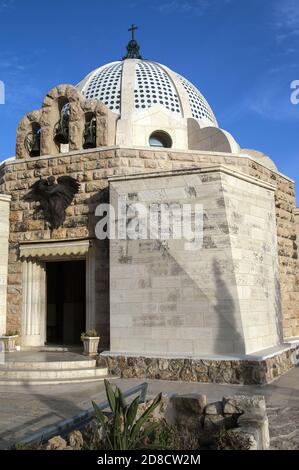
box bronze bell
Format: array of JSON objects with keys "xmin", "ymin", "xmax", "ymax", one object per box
[
  {"xmin": 83, "ymin": 117, "xmax": 96, "ymax": 149},
  {"xmin": 30, "ymin": 132, "xmax": 41, "ymax": 157},
  {"xmin": 24, "ymin": 130, "xmax": 41, "ymax": 157},
  {"xmin": 54, "ymin": 115, "xmax": 69, "ymax": 145}
]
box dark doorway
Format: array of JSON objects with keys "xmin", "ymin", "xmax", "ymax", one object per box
[{"xmin": 46, "ymin": 260, "xmax": 86, "ymax": 345}]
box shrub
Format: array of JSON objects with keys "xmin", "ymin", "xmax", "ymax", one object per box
[
  {"xmin": 217, "ymin": 428, "xmax": 253, "ymax": 450},
  {"xmin": 92, "ymin": 380, "xmax": 162, "ymax": 450},
  {"xmin": 5, "ymin": 330, "xmax": 19, "ymax": 336},
  {"xmin": 81, "ymin": 329, "xmax": 99, "ymax": 338},
  {"xmin": 152, "ymin": 421, "xmax": 200, "ymax": 450}
]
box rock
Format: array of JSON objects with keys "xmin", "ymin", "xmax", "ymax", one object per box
[
  {"xmin": 218, "ymin": 428, "xmax": 258, "ymax": 450},
  {"xmin": 69, "ymin": 430, "xmax": 84, "ymax": 450},
  {"xmin": 96, "ymin": 356, "xmax": 107, "ymax": 368},
  {"xmin": 204, "ymin": 401, "xmax": 223, "ymax": 415},
  {"xmin": 204, "ymin": 414, "xmax": 226, "ymax": 433},
  {"xmin": 238, "ymin": 412, "xmax": 270, "ymax": 450},
  {"xmin": 171, "ymin": 394, "xmax": 207, "ymax": 415},
  {"xmin": 137, "ymin": 393, "xmax": 206, "ymax": 432},
  {"xmin": 223, "ymin": 395, "xmax": 266, "ymax": 415},
  {"xmin": 85, "ymin": 418, "xmax": 105, "ymax": 447},
  {"xmin": 46, "ymin": 435, "xmax": 67, "ymax": 450},
  {"xmin": 136, "ymin": 394, "xmax": 170, "ymax": 422},
  {"xmin": 169, "ymin": 394, "xmax": 206, "ymax": 430}
]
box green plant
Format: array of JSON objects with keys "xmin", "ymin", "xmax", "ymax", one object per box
[
  {"xmin": 81, "ymin": 329, "xmax": 99, "ymax": 338},
  {"xmin": 92, "ymin": 380, "xmax": 162, "ymax": 450},
  {"xmin": 14, "ymin": 442, "xmax": 38, "ymax": 450},
  {"xmin": 5, "ymin": 330, "xmax": 19, "ymax": 336}
]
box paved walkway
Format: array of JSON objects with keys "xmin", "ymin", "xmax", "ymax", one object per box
[{"xmin": 0, "ymin": 366, "xmax": 298, "ymax": 450}]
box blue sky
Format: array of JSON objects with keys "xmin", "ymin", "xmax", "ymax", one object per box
[{"xmin": 0, "ymin": 0, "xmax": 298, "ymax": 202}]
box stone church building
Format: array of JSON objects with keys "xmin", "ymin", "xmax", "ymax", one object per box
[{"xmin": 0, "ymin": 32, "xmax": 298, "ymax": 384}]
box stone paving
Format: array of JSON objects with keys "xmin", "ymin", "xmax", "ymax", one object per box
[{"xmin": 0, "ymin": 366, "xmax": 298, "ymax": 450}]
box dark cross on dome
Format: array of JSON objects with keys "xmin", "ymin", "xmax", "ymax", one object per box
[
  {"xmin": 123, "ymin": 23, "xmax": 143, "ymax": 60},
  {"xmin": 129, "ymin": 24, "xmax": 138, "ymax": 41}
]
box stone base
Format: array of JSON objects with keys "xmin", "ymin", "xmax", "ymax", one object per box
[
  {"xmin": 100, "ymin": 343, "xmax": 299, "ymax": 385},
  {"xmin": 0, "ymin": 351, "xmax": 108, "ymax": 385}
]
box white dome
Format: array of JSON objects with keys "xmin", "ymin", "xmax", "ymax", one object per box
[{"xmin": 77, "ymin": 59, "xmax": 218, "ymax": 128}]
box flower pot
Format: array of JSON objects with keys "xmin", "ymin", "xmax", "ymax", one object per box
[
  {"xmin": 81, "ymin": 336, "xmax": 100, "ymax": 356},
  {"xmin": 0, "ymin": 335, "xmax": 18, "ymax": 352}
]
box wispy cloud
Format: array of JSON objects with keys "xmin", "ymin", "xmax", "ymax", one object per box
[
  {"xmin": 129, "ymin": 0, "xmax": 231, "ymax": 16},
  {"xmin": 247, "ymin": 75, "xmax": 299, "ymax": 122},
  {"xmin": 273, "ymin": 0, "xmax": 299, "ymax": 42},
  {"xmin": 158, "ymin": 0, "xmax": 232, "ymax": 15},
  {"xmin": 219, "ymin": 70, "xmax": 299, "ymax": 125},
  {"xmin": 0, "ymin": 51, "xmax": 44, "ymax": 113},
  {"xmin": 0, "ymin": 0, "xmax": 14, "ymax": 10},
  {"xmin": 158, "ymin": 0, "xmax": 209, "ymax": 14}
]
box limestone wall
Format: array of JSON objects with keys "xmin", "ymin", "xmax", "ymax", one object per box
[
  {"xmin": 0, "ymin": 194, "xmax": 11, "ymax": 335},
  {"xmin": 295, "ymin": 209, "xmax": 299, "ymax": 250},
  {"xmin": 0, "ymin": 147, "xmax": 297, "ymax": 344},
  {"xmin": 295, "ymin": 208, "xmax": 299, "ymax": 330},
  {"xmin": 109, "ymin": 167, "xmax": 280, "ymax": 355}
]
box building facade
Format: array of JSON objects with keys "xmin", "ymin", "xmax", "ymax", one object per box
[{"xmin": 0, "ymin": 36, "xmax": 298, "ymax": 383}]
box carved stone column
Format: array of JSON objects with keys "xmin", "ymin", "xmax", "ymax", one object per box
[{"xmin": 22, "ymin": 260, "xmax": 46, "ymax": 347}]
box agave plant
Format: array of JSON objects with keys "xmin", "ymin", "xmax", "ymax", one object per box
[{"xmin": 92, "ymin": 380, "xmax": 162, "ymax": 450}]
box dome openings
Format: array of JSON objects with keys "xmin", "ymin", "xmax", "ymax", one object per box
[
  {"xmin": 79, "ymin": 60, "xmax": 217, "ymax": 127},
  {"xmin": 82, "ymin": 62, "xmax": 122, "ymax": 114},
  {"xmin": 77, "ymin": 25, "xmax": 217, "ymax": 128},
  {"xmin": 135, "ymin": 61, "xmax": 182, "ymax": 115}
]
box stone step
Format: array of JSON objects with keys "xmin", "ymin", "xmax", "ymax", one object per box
[
  {"xmin": 0, "ymin": 367, "xmax": 107, "ymax": 381},
  {"xmin": 0, "ymin": 375, "xmax": 111, "ymax": 386},
  {"xmin": 0, "ymin": 359, "xmax": 97, "ymax": 370}
]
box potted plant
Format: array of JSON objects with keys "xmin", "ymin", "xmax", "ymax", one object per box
[
  {"xmin": 0, "ymin": 330, "xmax": 19, "ymax": 352},
  {"xmin": 81, "ymin": 329, "xmax": 100, "ymax": 356}
]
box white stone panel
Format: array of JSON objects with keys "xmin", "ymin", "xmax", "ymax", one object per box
[
  {"xmin": 0, "ymin": 195, "xmax": 10, "ymax": 335},
  {"xmin": 109, "ymin": 166, "xmax": 281, "ymax": 356}
]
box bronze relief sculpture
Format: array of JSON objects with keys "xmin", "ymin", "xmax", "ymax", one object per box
[{"xmin": 24, "ymin": 176, "xmax": 80, "ymax": 229}]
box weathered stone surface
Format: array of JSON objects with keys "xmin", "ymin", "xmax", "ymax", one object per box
[
  {"xmin": 110, "ymin": 167, "xmax": 285, "ymax": 356},
  {"xmin": 218, "ymin": 427, "xmax": 258, "ymax": 450},
  {"xmin": 68, "ymin": 430, "xmax": 83, "ymax": 450},
  {"xmin": 204, "ymin": 414, "xmax": 226, "ymax": 433},
  {"xmin": 168, "ymin": 394, "xmax": 206, "ymax": 430},
  {"xmin": 238, "ymin": 412, "xmax": 270, "ymax": 450},
  {"xmin": 223, "ymin": 395, "xmax": 266, "ymax": 415},
  {"xmin": 103, "ymin": 345, "xmax": 299, "ymax": 385},
  {"xmin": 46, "ymin": 435, "xmax": 67, "ymax": 450},
  {"xmin": 204, "ymin": 401, "xmax": 223, "ymax": 415}
]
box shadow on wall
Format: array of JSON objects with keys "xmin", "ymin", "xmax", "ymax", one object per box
[
  {"xmin": 213, "ymin": 259, "xmax": 244, "ymax": 355},
  {"xmin": 275, "ymin": 273, "xmax": 284, "ymax": 344},
  {"xmin": 124, "ymin": 240, "xmax": 242, "ymax": 356},
  {"xmin": 87, "ymin": 187, "xmax": 110, "ymax": 349},
  {"xmin": 127, "ymin": 239, "xmax": 211, "ymax": 332}
]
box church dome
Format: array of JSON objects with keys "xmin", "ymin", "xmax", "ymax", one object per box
[{"xmin": 77, "ymin": 59, "xmax": 218, "ymax": 129}]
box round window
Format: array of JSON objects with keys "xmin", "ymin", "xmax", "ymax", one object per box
[{"xmin": 149, "ymin": 131, "xmax": 172, "ymax": 148}]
